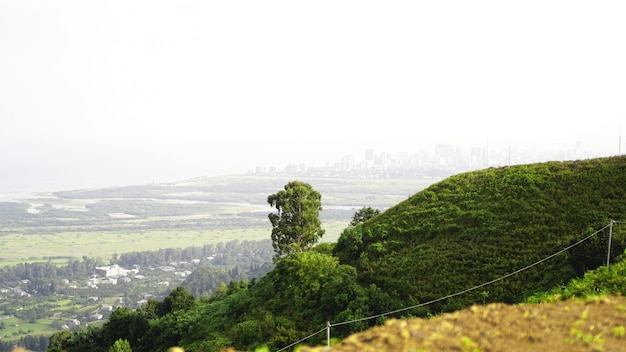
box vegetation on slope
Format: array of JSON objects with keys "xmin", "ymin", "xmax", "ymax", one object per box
[
  {"xmin": 300, "ymin": 250, "xmax": 626, "ymax": 352},
  {"xmin": 334, "ymin": 156, "xmax": 626, "ymax": 312},
  {"xmin": 527, "ymin": 250, "xmax": 626, "ymax": 303},
  {"xmin": 49, "ymin": 156, "xmax": 626, "ymax": 351}
]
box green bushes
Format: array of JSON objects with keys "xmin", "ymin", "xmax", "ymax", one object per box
[{"xmin": 527, "ymin": 253, "xmax": 626, "ymax": 303}]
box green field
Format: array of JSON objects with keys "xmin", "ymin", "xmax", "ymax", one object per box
[
  {"xmin": 0, "ymin": 175, "xmax": 437, "ymax": 266},
  {"xmin": 0, "ymin": 220, "xmax": 348, "ymax": 266},
  {"xmin": 1, "ymin": 317, "xmax": 54, "ymax": 339}
]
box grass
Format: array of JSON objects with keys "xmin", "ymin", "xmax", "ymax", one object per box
[
  {"xmin": 1, "ymin": 318, "xmax": 61, "ymax": 339},
  {"xmin": 0, "ymin": 219, "xmax": 349, "ymax": 267},
  {"xmin": 0, "ymin": 227, "xmax": 268, "ymax": 266},
  {"xmin": 0, "ymin": 316, "xmax": 63, "ymax": 340},
  {"xmin": 0, "ymin": 257, "xmax": 70, "ymax": 268}
]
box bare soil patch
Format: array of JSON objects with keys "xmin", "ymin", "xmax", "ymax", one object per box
[{"xmin": 299, "ymin": 294, "xmax": 626, "ymax": 352}]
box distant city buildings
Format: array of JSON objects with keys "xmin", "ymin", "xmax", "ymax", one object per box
[{"xmin": 249, "ymin": 142, "xmax": 619, "ymax": 179}]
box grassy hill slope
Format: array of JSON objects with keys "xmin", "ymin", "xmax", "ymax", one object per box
[{"xmin": 334, "ymin": 156, "xmax": 626, "ymax": 311}]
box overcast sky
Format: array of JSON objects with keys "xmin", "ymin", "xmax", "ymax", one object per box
[{"xmin": 1, "ymin": 1, "xmax": 625, "ymax": 192}]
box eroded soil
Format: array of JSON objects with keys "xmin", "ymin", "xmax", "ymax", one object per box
[{"xmin": 298, "ymin": 294, "xmax": 626, "ymax": 352}]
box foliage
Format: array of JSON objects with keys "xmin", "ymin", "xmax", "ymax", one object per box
[
  {"xmin": 176, "ymin": 251, "xmax": 369, "ymax": 351},
  {"xmin": 268, "ymin": 181, "xmax": 325, "ymax": 259},
  {"xmin": 0, "ymin": 256, "xmax": 103, "ymax": 291},
  {"xmin": 349, "ymin": 207, "xmax": 381, "ymax": 226},
  {"xmin": 0, "ymin": 239, "xmax": 274, "ymax": 350},
  {"xmin": 0, "ymin": 334, "xmax": 49, "ymax": 352},
  {"xmin": 157, "ymin": 287, "xmax": 196, "ymax": 317},
  {"xmin": 108, "ymin": 339, "xmax": 132, "ymax": 352},
  {"xmin": 51, "ymin": 156, "xmax": 626, "ymax": 351},
  {"xmin": 526, "ymin": 251, "xmax": 626, "ymax": 303},
  {"xmin": 47, "ymin": 288, "xmax": 197, "ymax": 352},
  {"xmin": 334, "ymin": 156, "xmax": 626, "ymax": 313},
  {"xmin": 113, "ymin": 239, "xmax": 273, "ymax": 268}
]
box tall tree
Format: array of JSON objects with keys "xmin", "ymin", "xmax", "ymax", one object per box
[{"xmin": 267, "ymin": 181, "xmax": 325, "ymax": 259}]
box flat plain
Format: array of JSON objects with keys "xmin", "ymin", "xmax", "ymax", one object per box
[{"xmin": 0, "ymin": 175, "xmax": 438, "ymax": 265}]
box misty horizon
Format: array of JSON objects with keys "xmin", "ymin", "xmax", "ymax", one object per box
[
  {"xmin": 2, "ymin": 1, "xmax": 624, "ymax": 194},
  {"xmin": 2, "ymin": 136, "xmax": 622, "ymax": 194}
]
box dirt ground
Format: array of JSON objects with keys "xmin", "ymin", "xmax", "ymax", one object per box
[{"xmin": 298, "ymin": 294, "xmax": 626, "ymax": 352}]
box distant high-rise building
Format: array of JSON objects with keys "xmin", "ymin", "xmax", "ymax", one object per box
[
  {"xmin": 365, "ymin": 148, "xmax": 374, "ymax": 161},
  {"xmin": 341, "ymin": 155, "xmax": 354, "ymax": 171}
]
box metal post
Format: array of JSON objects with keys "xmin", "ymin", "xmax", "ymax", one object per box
[
  {"xmin": 606, "ymin": 219, "xmax": 614, "ymax": 267},
  {"xmin": 326, "ymin": 321, "xmax": 331, "ymax": 350}
]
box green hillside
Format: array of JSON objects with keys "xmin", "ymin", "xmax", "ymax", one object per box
[
  {"xmin": 49, "ymin": 156, "xmax": 626, "ymax": 352},
  {"xmin": 335, "ymin": 156, "xmax": 626, "ymax": 311}
]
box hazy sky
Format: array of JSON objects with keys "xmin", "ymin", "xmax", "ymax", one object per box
[{"xmin": 1, "ymin": 1, "xmax": 625, "ymax": 191}]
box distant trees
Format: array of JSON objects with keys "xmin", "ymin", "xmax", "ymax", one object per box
[
  {"xmin": 350, "ymin": 207, "xmax": 381, "ymax": 226},
  {"xmin": 0, "ymin": 257, "xmax": 104, "ymax": 295},
  {"xmin": 113, "ymin": 240, "xmax": 273, "ymax": 268},
  {"xmin": 0, "ymin": 334, "xmax": 49, "ymax": 352},
  {"xmin": 267, "ymin": 181, "xmax": 325, "ymax": 259}
]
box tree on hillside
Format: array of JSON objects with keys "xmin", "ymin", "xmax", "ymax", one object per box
[
  {"xmin": 108, "ymin": 339, "xmax": 132, "ymax": 352},
  {"xmin": 350, "ymin": 206, "xmax": 381, "ymax": 226},
  {"xmin": 267, "ymin": 181, "xmax": 325, "ymax": 260},
  {"xmin": 158, "ymin": 286, "xmax": 196, "ymax": 317}
]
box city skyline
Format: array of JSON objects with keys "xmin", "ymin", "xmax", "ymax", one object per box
[{"xmin": 251, "ymin": 138, "xmax": 622, "ymax": 179}]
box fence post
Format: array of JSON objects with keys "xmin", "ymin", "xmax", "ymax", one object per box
[
  {"xmin": 326, "ymin": 321, "xmax": 331, "ymax": 350},
  {"xmin": 607, "ymin": 219, "xmax": 614, "ymax": 267}
]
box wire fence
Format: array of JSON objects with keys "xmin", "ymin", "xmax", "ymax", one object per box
[{"xmin": 276, "ymin": 219, "xmax": 621, "ymax": 351}]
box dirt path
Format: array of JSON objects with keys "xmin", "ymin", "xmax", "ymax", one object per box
[{"xmin": 299, "ymin": 294, "xmax": 626, "ymax": 352}]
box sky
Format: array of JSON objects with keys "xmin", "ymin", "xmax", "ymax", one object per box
[{"xmin": 1, "ymin": 0, "xmax": 625, "ymax": 192}]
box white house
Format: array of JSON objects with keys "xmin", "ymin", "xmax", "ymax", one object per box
[{"xmin": 95, "ymin": 264, "xmax": 130, "ymax": 278}]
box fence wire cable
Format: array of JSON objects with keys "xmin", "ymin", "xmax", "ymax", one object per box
[
  {"xmin": 276, "ymin": 326, "xmax": 327, "ymax": 352},
  {"xmin": 333, "ymin": 222, "xmax": 611, "ymax": 327},
  {"xmin": 276, "ymin": 221, "xmax": 614, "ymax": 350}
]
